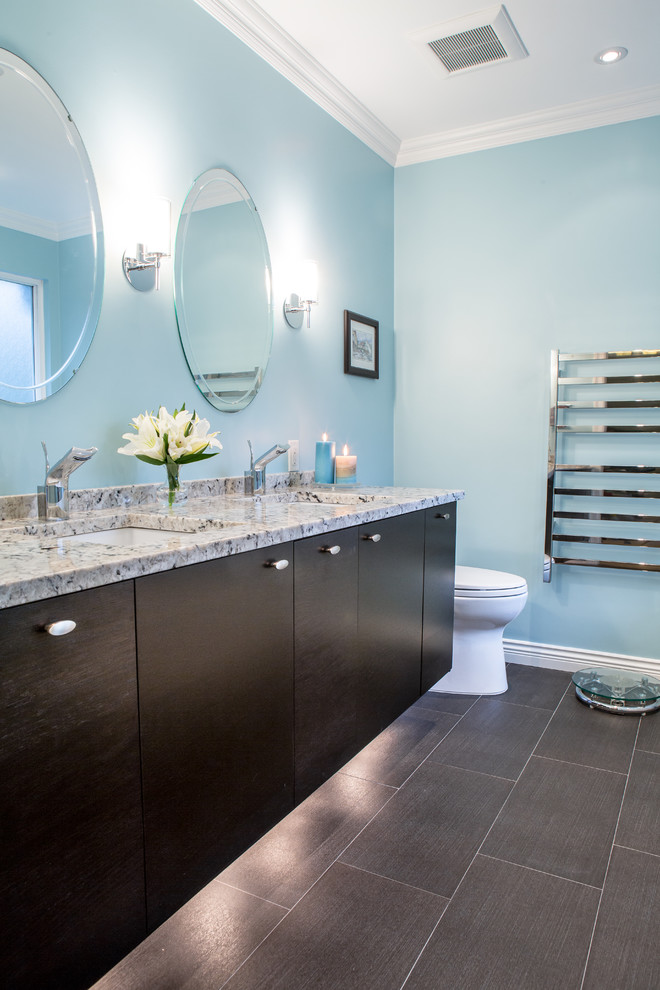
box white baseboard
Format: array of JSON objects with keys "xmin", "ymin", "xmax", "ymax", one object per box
[{"xmin": 504, "ymin": 638, "xmax": 660, "ymax": 679}]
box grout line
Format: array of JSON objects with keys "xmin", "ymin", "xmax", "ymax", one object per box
[
  {"xmin": 336, "ymin": 860, "xmax": 451, "ymax": 902},
  {"xmin": 577, "ymin": 717, "xmax": 642, "ymax": 990},
  {"xmin": 477, "ymin": 852, "xmax": 603, "ymax": 891},
  {"xmin": 211, "ymin": 877, "xmax": 291, "ymax": 911},
  {"xmin": 533, "ymin": 753, "xmax": 628, "ymax": 776},
  {"xmin": 612, "ymin": 842, "xmax": 660, "ymax": 861}
]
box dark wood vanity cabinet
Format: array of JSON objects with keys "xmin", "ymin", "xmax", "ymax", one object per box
[
  {"xmin": 421, "ymin": 503, "xmax": 457, "ymax": 691},
  {"xmin": 293, "ymin": 527, "xmax": 360, "ymax": 802},
  {"xmin": 357, "ymin": 511, "xmax": 426, "ymax": 745},
  {"xmin": 135, "ymin": 544, "xmax": 295, "ymax": 931},
  {"xmin": 0, "ymin": 581, "xmax": 145, "ymax": 990},
  {"xmin": 1, "ymin": 500, "xmax": 457, "ymax": 985}
]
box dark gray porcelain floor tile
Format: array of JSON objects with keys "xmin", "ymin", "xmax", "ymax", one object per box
[
  {"xmin": 341, "ymin": 706, "xmax": 460, "ymax": 787},
  {"xmin": 482, "ymin": 756, "xmax": 626, "ymax": 887},
  {"xmin": 427, "ymin": 697, "xmax": 552, "ymax": 779},
  {"xmin": 412, "ymin": 690, "xmax": 480, "ymax": 716},
  {"xmin": 219, "ymin": 772, "xmax": 393, "ymax": 908},
  {"xmin": 582, "ymin": 846, "xmax": 660, "ymax": 990},
  {"xmin": 91, "ymin": 881, "xmax": 285, "ymax": 990},
  {"xmin": 535, "ymin": 691, "xmax": 639, "ymax": 773},
  {"xmin": 503, "ymin": 662, "xmax": 571, "ymax": 710},
  {"xmin": 339, "ymin": 761, "xmax": 512, "ymax": 897},
  {"xmin": 222, "ymin": 862, "xmax": 447, "ymax": 990},
  {"xmin": 636, "ymin": 707, "xmax": 660, "ymax": 754},
  {"xmin": 615, "ymin": 749, "xmax": 660, "ymax": 857},
  {"xmin": 404, "ymin": 855, "xmax": 600, "ymax": 990}
]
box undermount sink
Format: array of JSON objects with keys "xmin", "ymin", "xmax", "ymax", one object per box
[{"xmin": 56, "ymin": 527, "xmax": 184, "ymax": 548}]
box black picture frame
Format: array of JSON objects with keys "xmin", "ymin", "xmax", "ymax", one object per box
[{"xmin": 344, "ymin": 310, "xmax": 379, "ymax": 379}]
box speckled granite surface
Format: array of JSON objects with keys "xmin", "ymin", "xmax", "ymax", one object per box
[{"xmin": 0, "ymin": 480, "xmax": 464, "ymax": 609}]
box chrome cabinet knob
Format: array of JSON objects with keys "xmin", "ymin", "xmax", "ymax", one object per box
[
  {"xmin": 435, "ymin": 512, "xmax": 450, "ymax": 519},
  {"xmin": 362, "ymin": 533, "xmax": 381, "ymax": 542},
  {"xmin": 320, "ymin": 545, "xmax": 341, "ymax": 555},
  {"xmin": 266, "ymin": 559, "xmax": 289, "ymax": 570},
  {"xmin": 44, "ymin": 619, "xmax": 77, "ymax": 636}
]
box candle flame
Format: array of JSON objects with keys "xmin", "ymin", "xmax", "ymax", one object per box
[
  {"xmin": 342, "ymin": 444, "xmax": 349, "ymax": 456},
  {"xmin": 322, "ymin": 432, "xmax": 327, "ymax": 442}
]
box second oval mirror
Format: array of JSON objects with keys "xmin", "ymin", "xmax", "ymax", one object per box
[{"xmin": 174, "ymin": 168, "xmax": 273, "ymax": 413}]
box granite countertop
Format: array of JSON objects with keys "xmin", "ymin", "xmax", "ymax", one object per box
[{"xmin": 0, "ymin": 480, "xmax": 464, "ymax": 609}]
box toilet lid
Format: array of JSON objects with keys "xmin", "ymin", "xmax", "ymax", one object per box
[{"xmin": 455, "ymin": 565, "xmax": 527, "ymax": 597}]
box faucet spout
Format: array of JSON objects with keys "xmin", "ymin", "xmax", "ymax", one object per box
[
  {"xmin": 245, "ymin": 441, "xmax": 290, "ymax": 495},
  {"xmin": 38, "ymin": 442, "xmax": 98, "ymax": 520}
]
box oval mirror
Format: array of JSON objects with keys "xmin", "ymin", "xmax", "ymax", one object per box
[
  {"xmin": 0, "ymin": 49, "xmax": 104, "ymax": 404},
  {"xmin": 174, "ymin": 168, "xmax": 272, "ymax": 413}
]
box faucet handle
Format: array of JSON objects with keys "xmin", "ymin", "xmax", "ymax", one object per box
[
  {"xmin": 41, "ymin": 440, "xmax": 50, "ymax": 476},
  {"xmin": 247, "ymin": 439, "xmax": 254, "ymax": 471}
]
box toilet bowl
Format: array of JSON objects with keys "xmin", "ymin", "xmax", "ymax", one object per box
[{"xmin": 430, "ymin": 565, "xmax": 528, "ymax": 696}]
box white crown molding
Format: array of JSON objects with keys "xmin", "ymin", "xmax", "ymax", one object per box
[
  {"xmin": 0, "ymin": 205, "xmax": 59, "ymax": 240},
  {"xmin": 396, "ymin": 84, "xmax": 660, "ymax": 166},
  {"xmin": 193, "ymin": 1, "xmax": 660, "ymax": 168},
  {"xmin": 193, "ymin": 0, "xmax": 400, "ymax": 165},
  {"xmin": 504, "ymin": 637, "xmax": 660, "ymax": 680}
]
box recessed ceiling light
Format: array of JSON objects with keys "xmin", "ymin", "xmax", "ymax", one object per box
[{"xmin": 595, "ymin": 47, "xmax": 628, "ymax": 64}]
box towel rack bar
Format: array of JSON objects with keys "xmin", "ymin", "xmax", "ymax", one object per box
[
  {"xmin": 558, "ymin": 400, "xmax": 660, "ymax": 409},
  {"xmin": 554, "ymin": 510, "xmax": 660, "ymax": 523},
  {"xmin": 559, "ymin": 374, "xmax": 660, "ymax": 385},
  {"xmin": 556, "ymin": 465, "xmax": 660, "ymax": 473},
  {"xmin": 554, "ymin": 488, "xmax": 660, "ymax": 499},
  {"xmin": 560, "ymin": 350, "xmax": 660, "ymax": 361},
  {"xmin": 552, "ymin": 557, "xmax": 660, "ymax": 572},
  {"xmin": 553, "ymin": 534, "xmax": 660, "ymax": 548},
  {"xmin": 557, "ymin": 425, "xmax": 660, "ymax": 434}
]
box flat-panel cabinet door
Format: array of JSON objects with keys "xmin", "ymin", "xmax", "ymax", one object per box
[
  {"xmin": 421, "ymin": 503, "xmax": 457, "ymax": 691},
  {"xmin": 294, "ymin": 527, "xmax": 358, "ymax": 803},
  {"xmin": 358, "ymin": 512, "xmax": 425, "ymax": 745},
  {"xmin": 136, "ymin": 545, "xmax": 294, "ymax": 931},
  {"xmin": 0, "ymin": 581, "xmax": 145, "ymax": 990}
]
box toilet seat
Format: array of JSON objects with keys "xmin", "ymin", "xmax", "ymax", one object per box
[{"xmin": 455, "ymin": 565, "xmax": 527, "ymax": 598}]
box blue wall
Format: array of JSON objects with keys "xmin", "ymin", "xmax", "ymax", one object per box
[
  {"xmin": 394, "ymin": 118, "xmax": 660, "ymax": 661},
  {"xmin": 0, "ymin": 0, "xmax": 394, "ymax": 494}
]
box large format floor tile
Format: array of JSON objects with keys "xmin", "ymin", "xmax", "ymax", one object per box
[
  {"xmin": 582, "ymin": 846, "xmax": 660, "ymax": 990},
  {"xmin": 503, "ymin": 663, "xmax": 571, "ymax": 710},
  {"xmin": 340, "ymin": 705, "xmax": 460, "ymax": 787},
  {"xmin": 221, "ymin": 863, "xmax": 447, "ymax": 990},
  {"xmin": 91, "ymin": 881, "xmax": 286, "ymax": 990},
  {"xmin": 219, "ymin": 773, "xmax": 394, "ymax": 909},
  {"xmin": 413, "ymin": 690, "xmax": 480, "ymax": 717},
  {"xmin": 404, "ymin": 854, "xmax": 600, "ymax": 990},
  {"xmin": 535, "ymin": 693, "xmax": 639, "ymax": 773},
  {"xmin": 427, "ymin": 697, "xmax": 551, "ymax": 779},
  {"xmin": 636, "ymin": 707, "xmax": 660, "ymax": 754},
  {"xmin": 340, "ymin": 761, "xmax": 512, "ymax": 897},
  {"xmin": 482, "ymin": 755, "xmax": 626, "ymax": 887},
  {"xmin": 614, "ymin": 749, "xmax": 660, "ymax": 857}
]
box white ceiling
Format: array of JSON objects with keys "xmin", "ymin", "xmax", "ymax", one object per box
[{"xmin": 195, "ymin": 0, "xmax": 660, "ymax": 165}]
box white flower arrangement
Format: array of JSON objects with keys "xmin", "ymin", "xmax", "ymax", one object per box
[{"xmin": 118, "ymin": 404, "xmax": 222, "ymax": 505}]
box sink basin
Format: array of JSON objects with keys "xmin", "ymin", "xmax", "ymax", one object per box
[{"xmin": 56, "ymin": 527, "xmax": 183, "ymax": 548}]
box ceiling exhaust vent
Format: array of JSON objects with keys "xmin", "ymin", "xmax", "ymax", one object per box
[{"xmin": 411, "ymin": 5, "xmax": 528, "ymax": 77}]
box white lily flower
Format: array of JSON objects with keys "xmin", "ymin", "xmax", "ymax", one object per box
[{"xmin": 117, "ymin": 411, "xmax": 166, "ymax": 462}]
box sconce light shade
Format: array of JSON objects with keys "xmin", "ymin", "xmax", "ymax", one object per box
[
  {"xmin": 284, "ymin": 259, "xmax": 319, "ymax": 328},
  {"xmin": 123, "ymin": 197, "xmax": 171, "ymax": 291}
]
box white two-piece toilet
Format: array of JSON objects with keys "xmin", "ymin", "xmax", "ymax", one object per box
[{"xmin": 431, "ymin": 565, "xmax": 528, "ymax": 696}]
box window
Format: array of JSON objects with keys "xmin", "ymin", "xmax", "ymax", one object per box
[{"xmin": 0, "ymin": 272, "xmax": 45, "ymax": 402}]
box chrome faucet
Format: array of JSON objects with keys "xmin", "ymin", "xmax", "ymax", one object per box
[
  {"xmin": 245, "ymin": 440, "xmax": 290, "ymax": 495},
  {"xmin": 38, "ymin": 441, "xmax": 98, "ymax": 520}
]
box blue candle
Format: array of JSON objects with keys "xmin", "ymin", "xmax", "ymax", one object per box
[{"xmin": 315, "ymin": 434, "xmax": 335, "ymax": 484}]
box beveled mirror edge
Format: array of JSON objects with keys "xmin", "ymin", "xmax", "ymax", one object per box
[
  {"xmin": 174, "ymin": 166, "xmax": 273, "ymax": 414},
  {"xmin": 0, "ymin": 47, "xmax": 104, "ymax": 405}
]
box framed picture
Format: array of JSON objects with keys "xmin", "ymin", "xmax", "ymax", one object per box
[{"xmin": 344, "ymin": 310, "xmax": 379, "ymax": 379}]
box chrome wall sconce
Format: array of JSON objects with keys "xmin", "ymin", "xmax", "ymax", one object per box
[
  {"xmin": 284, "ymin": 259, "xmax": 319, "ymax": 328},
  {"xmin": 123, "ymin": 198, "xmax": 171, "ymax": 291}
]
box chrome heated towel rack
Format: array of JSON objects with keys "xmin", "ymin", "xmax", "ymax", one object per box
[{"xmin": 544, "ymin": 349, "xmax": 660, "ymax": 581}]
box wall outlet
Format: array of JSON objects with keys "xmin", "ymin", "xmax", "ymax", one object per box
[{"xmin": 288, "ymin": 440, "xmax": 300, "ymax": 472}]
